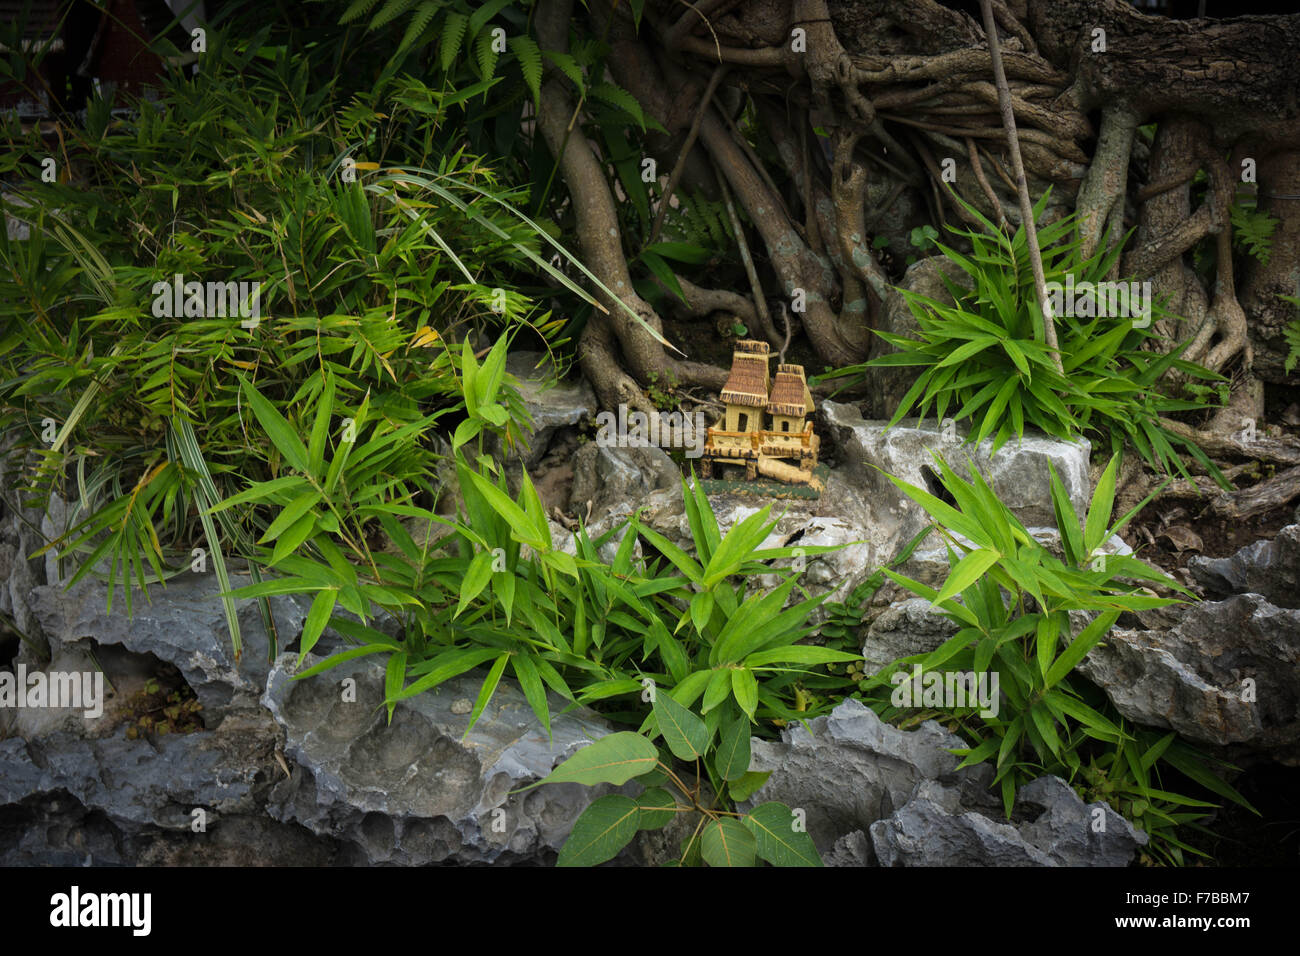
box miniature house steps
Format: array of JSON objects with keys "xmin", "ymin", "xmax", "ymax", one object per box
[{"xmin": 702, "ymin": 339, "xmax": 821, "ymax": 490}]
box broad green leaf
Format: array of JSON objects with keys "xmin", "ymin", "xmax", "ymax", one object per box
[
  {"xmin": 635, "ymin": 787, "xmax": 679, "ymax": 830},
  {"xmin": 307, "ymin": 375, "xmax": 335, "ymax": 475},
  {"xmin": 384, "ymin": 652, "xmax": 407, "ymax": 725},
  {"xmin": 557, "ymin": 795, "xmax": 640, "ymax": 867},
  {"xmin": 536, "ymin": 732, "xmax": 660, "ymax": 787},
  {"xmin": 743, "ymin": 802, "xmax": 821, "ymax": 866},
  {"xmin": 935, "ymin": 546, "xmax": 993, "ymax": 606},
  {"xmin": 269, "ymin": 513, "xmax": 317, "ymax": 566},
  {"xmin": 701, "ymin": 818, "xmax": 757, "ymax": 867},
  {"xmin": 464, "ymin": 651, "xmax": 510, "ymax": 737},
  {"xmin": 259, "ymin": 491, "xmax": 322, "ymax": 544},
  {"xmin": 689, "ymin": 589, "xmax": 714, "ymax": 635},
  {"xmin": 1085, "ymin": 454, "xmax": 1120, "ymax": 553},
  {"xmin": 701, "ymin": 668, "xmax": 732, "ymax": 715},
  {"xmin": 744, "ymin": 645, "xmax": 862, "ymax": 668},
  {"xmin": 728, "ymin": 770, "xmax": 771, "ymax": 802},
  {"xmin": 511, "ymin": 652, "xmax": 551, "ymax": 738},
  {"xmin": 654, "ymin": 689, "xmax": 709, "ymax": 760},
  {"xmin": 716, "ymin": 711, "xmax": 752, "ymax": 781},
  {"xmin": 1045, "ymin": 611, "xmax": 1119, "ymax": 687}
]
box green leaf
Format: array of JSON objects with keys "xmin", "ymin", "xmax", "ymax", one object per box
[
  {"xmin": 701, "ymin": 668, "xmax": 732, "ymax": 715},
  {"xmin": 384, "ymin": 652, "xmax": 407, "ymax": 725},
  {"xmin": 728, "ymin": 770, "xmax": 771, "ymax": 802},
  {"xmin": 440, "ymin": 11, "xmax": 468, "ymax": 72},
  {"xmin": 511, "ymin": 652, "xmax": 551, "ymax": 738},
  {"xmin": 589, "ymin": 82, "xmax": 647, "ymax": 130},
  {"xmin": 744, "ymin": 646, "xmax": 862, "ymax": 668},
  {"xmin": 716, "ymin": 711, "xmax": 752, "ymax": 781},
  {"xmin": 307, "ymin": 375, "xmax": 335, "ymax": 476},
  {"xmin": 1085, "ymin": 454, "xmax": 1120, "ymax": 554},
  {"xmin": 730, "ymin": 668, "xmax": 759, "ymax": 721},
  {"xmin": 240, "ymin": 377, "xmax": 310, "ymax": 475},
  {"xmin": 654, "ymin": 689, "xmax": 709, "ymax": 760},
  {"xmin": 933, "ymin": 545, "xmax": 1000, "ymax": 609},
  {"xmin": 701, "ymin": 818, "xmax": 757, "ymax": 867},
  {"xmin": 1045, "ymin": 611, "xmax": 1119, "ymax": 687},
  {"xmin": 259, "ymin": 491, "xmax": 322, "ymax": 544},
  {"xmin": 464, "ymin": 652, "xmax": 510, "ymax": 736},
  {"xmin": 456, "ymin": 549, "xmax": 494, "ymax": 618},
  {"xmin": 510, "ymin": 35, "xmax": 543, "ymax": 106},
  {"xmin": 269, "ymin": 513, "xmax": 317, "ymax": 567},
  {"xmin": 636, "ymin": 787, "xmax": 679, "ymax": 830},
  {"xmin": 536, "ymin": 732, "xmax": 660, "ymax": 787},
  {"xmin": 743, "ymin": 802, "xmax": 821, "ymax": 866},
  {"xmin": 557, "ymin": 794, "xmax": 640, "ymax": 866},
  {"xmin": 689, "ymin": 589, "xmax": 714, "ymax": 635},
  {"xmin": 299, "ymin": 588, "xmax": 338, "ymax": 660}
]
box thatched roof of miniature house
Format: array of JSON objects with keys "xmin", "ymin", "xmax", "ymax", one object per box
[
  {"xmin": 767, "ymin": 364, "xmax": 814, "ymax": 418},
  {"xmin": 719, "ymin": 340, "xmax": 770, "ymax": 407}
]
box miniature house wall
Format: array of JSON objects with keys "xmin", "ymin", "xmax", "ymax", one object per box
[{"xmin": 718, "ymin": 340, "xmax": 770, "ymax": 434}]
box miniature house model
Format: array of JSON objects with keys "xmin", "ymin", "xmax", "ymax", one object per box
[{"xmin": 701, "ymin": 340, "xmax": 821, "ymax": 489}]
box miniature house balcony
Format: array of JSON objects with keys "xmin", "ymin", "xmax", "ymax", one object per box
[
  {"xmin": 758, "ymin": 423, "xmax": 815, "ymax": 458},
  {"xmin": 704, "ymin": 426, "xmax": 760, "ymax": 457}
]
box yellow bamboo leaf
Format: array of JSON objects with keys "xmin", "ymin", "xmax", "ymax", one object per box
[
  {"xmin": 410, "ymin": 326, "xmax": 440, "ymax": 348},
  {"xmin": 352, "ymin": 161, "xmax": 380, "ymax": 171}
]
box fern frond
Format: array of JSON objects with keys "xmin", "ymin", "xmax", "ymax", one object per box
[
  {"xmin": 474, "ymin": 27, "xmax": 500, "ymax": 80},
  {"xmin": 440, "ymin": 11, "xmax": 468, "ymax": 72},
  {"xmin": 510, "ymin": 35, "xmax": 542, "ymax": 105},
  {"xmin": 1230, "ymin": 201, "xmax": 1279, "ymax": 266},
  {"xmin": 589, "ymin": 81, "xmax": 645, "ymax": 130},
  {"xmin": 542, "ymin": 49, "xmax": 584, "ymax": 92},
  {"xmin": 340, "ymin": 0, "xmax": 382, "ymax": 23},
  {"xmin": 369, "ymin": 0, "xmax": 417, "ymax": 30},
  {"xmin": 397, "ymin": 1, "xmax": 443, "ymax": 52},
  {"xmin": 468, "ymin": 0, "xmax": 514, "ymax": 38},
  {"xmin": 1280, "ymin": 294, "xmax": 1300, "ymax": 376}
]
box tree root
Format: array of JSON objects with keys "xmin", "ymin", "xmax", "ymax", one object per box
[
  {"xmin": 1158, "ymin": 417, "xmax": 1300, "ymax": 468},
  {"xmin": 1152, "ymin": 466, "xmax": 1300, "ymax": 521}
]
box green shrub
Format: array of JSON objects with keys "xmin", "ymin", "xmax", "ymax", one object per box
[
  {"xmin": 858, "ymin": 454, "xmax": 1254, "ymax": 864},
  {"xmin": 0, "ymin": 29, "xmax": 622, "ymax": 657},
  {"xmin": 848, "ymin": 191, "xmax": 1227, "ymax": 486}
]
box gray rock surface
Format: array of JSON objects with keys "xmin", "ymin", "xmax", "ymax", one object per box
[
  {"xmin": 262, "ymin": 652, "xmax": 624, "ymax": 864},
  {"xmin": 502, "ymin": 351, "xmax": 596, "ymax": 467},
  {"xmin": 1014, "ymin": 775, "xmax": 1145, "ymax": 867},
  {"xmin": 870, "ymin": 779, "xmax": 1056, "ymax": 866},
  {"xmin": 822, "ymin": 402, "xmax": 1091, "ymax": 545},
  {"xmin": 747, "ymin": 698, "xmax": 1147, "ymax": 866},
  {"xmin": 1189, "ymin": 524, "xmax": 1300, "ymax": 609},
  {"xmin": 568, "ymin": 440, "xmax": 680, "ymax": 521},
  {"xmin": 28, "ymin": 572, "xmax": 309, "ymax": 723},
  {"xmin": 861, "ymin": 597, "xmax": 959, "ymax": 673},
  {"xmin": 1080, "ymin": 593, "xmax": 1300, "ymax": 758}
]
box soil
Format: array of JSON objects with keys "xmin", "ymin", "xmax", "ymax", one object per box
[
  {"xmin": 1202, "ymin": 762, "xmax": 1300, "ymax": 867},
  {"xmin": 1121, "ymin": 500, "xmax": 1298, "ymax": 581}
]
